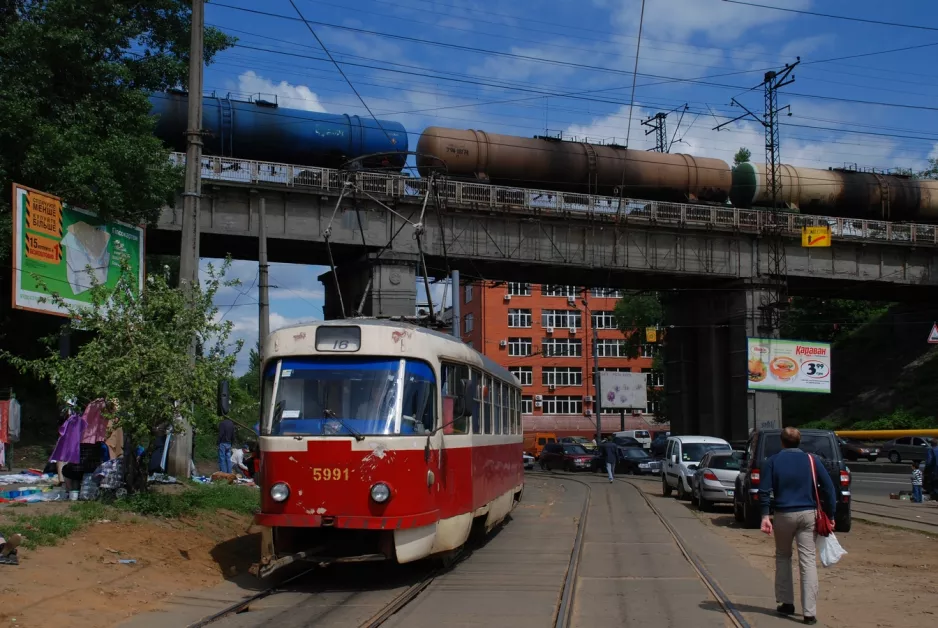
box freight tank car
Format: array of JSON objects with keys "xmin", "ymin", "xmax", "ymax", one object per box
[
  {"xmin": 416, "ymin": 127, "xmax": 732, "ymax": 203},
  {"xmin": 731, "ymin": 162, "xmax": 938, "ymax": 222},
  {"xmin": 149, "ymin": 91, "xmax": 409, "ymax": 169}
]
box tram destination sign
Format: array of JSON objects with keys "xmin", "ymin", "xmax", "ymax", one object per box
[{"xmin": 747, "ymin": 338, "xmax": 831, "ymax": 394}]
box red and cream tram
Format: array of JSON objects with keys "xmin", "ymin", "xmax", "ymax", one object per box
[{"xmin": 252, "ymin": 319, "xmax": 524, "ymax": 577}]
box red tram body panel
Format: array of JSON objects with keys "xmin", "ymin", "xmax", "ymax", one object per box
[{"xmin": 252, "ymin": 320, "xmax": 524, "ymax": 577}]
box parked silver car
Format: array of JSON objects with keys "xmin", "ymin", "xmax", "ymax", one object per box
[
  {"xmin": 691, "ymin": 450, "xmax": 743, "ymax": 511},
  {"xmin": 882, "ymin": 436, "xmax": 931, "ymax": 464},
  {"xmin": 523, "ymin": 452, "xmax": 535, "ymax": 470}
]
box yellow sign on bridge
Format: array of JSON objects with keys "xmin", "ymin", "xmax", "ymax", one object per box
[{"xmin": 801, "ymin": 226, "xmax": 831, "ymax": 247}]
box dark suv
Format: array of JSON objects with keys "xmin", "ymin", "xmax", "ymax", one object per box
[{"xmin": 734, "ymin": 429, "xmax": 851, "ymax": 532}]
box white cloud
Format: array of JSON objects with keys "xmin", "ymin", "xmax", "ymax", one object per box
[
  {"xmin": 608, "ymin": 0, "xmax": 813, "ymax": 44},
  {"xmin": 234, "ymin": 71, "xmax": 327, "ymax": 112}
]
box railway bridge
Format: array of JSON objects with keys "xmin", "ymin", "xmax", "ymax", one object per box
[{"xmin": 149, "ymin": 153, "xmax": 938, "ymax": 441}]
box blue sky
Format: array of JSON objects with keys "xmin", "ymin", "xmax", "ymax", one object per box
[{"xmin": 195, "ymin": 0, "xmax": 938, "ymax": 372}]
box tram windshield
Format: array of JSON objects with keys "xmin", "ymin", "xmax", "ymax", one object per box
[{"xmin": 261, "ymin": 357, "xmax": 436, "ymax": 437}]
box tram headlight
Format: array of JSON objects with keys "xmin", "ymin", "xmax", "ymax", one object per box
[
  {"xmin": 370, "ymin": 482, "xmax": 391, "ymax": 504},
  {"xmin": 270, "ymin": 482, "xmax": 290, "ymax": 503}
]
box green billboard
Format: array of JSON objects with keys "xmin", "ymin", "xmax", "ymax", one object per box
[{"xmin": 12, "ymin": 183, "xmax": 144, "ymax": 317}]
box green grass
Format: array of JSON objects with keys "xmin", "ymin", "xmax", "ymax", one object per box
[
  {"xmin": 114, "ymin": 483, "xmax": 259, "ymax": 518},
  {"xmin": 0, "ymin": 484, "xmax": 258, "ymax": 549},
  {"xmin": 0, "ymin": 501, "xmax": 110, "ymax": 549}
]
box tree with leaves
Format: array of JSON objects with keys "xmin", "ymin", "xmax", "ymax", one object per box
[
  {"xmin": 0, "ymin": 0, "xmax": 236, "ymax": 262},
  {"xmin": 3, "ymin": 258, "xmax": 241, "ymax": 489},
  {"xmin": 920, "ymin": 158, "xmax": 938, "ymax": 180},
  {"xmin": 611, "ymin": 292, "xmax": 667, "ymax": 423},
  {"xmin": 733, "ymin": 147, "xmax": 752, "ymax": 167}
]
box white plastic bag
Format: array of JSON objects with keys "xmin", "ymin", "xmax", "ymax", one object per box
[{"xmin": 818, "ymin": 533, "xmax": 847, "ymax": 567}]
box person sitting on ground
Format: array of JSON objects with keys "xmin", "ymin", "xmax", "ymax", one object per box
[{"xmin": 230, "ymin": 444, "xmax": 251, "ymax": 477}]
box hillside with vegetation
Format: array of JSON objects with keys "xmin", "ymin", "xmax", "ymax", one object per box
[{"xmin": 782, "ymin": 300, "xmax": 938, "ymax": 431}]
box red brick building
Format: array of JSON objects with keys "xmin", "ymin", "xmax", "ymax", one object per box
[{"xmin": 458, "ymin": 282, "xmax": 665, "ymax": 436}]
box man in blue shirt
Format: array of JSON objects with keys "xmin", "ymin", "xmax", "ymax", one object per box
[{"xmin": 759, "ymin": 427, "xmax": 836, "ymax": 626}]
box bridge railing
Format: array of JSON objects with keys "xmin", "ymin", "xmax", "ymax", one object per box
[{"xmin": 173, "ymin": 153, "xmax": 938, "ymax": 247}]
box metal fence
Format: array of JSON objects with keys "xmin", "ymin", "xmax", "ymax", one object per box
[{"xmin": 171, "ymin": 153, "xmax": 938, "ymax": 247}]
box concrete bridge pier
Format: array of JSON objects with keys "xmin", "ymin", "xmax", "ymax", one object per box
[
  {"xmin": 663, "ymin": 281, "xmax": 783, "ymax": 442},
  {"xmin": 319, "ymin": 252, "xmax": 419, "ymax": 319}
]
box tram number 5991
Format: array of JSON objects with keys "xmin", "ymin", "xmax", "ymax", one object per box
[{"xmin": 313, "ymin": 467, "xmax": 349, "ymax": 481}]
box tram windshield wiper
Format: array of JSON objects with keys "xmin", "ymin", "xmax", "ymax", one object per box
[{"xmin": 324, "ymin": 408, "xmax": 365, "ymax": 441}]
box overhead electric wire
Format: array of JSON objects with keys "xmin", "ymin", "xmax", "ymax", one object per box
[
  {"xmin": 722, "ymin": 0, "xmax": 938, "ymax": 33},
  {"xmin": 623, "ymin": 0, "xmax": 646, "ymax": 149},
  {"xmin": 212, "ymin": 8, "xmax": 938, "ymax": 115},
  {"xmin": 284, "ymin": 0, "xmax": 396, "ymax": 146}
]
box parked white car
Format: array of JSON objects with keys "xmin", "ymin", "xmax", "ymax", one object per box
[
  {"xmin": 662, "ymin": 435, "xmax": 732, "ymax": 500},
  {"xmin": 523, "ymin": 452, "xmax": 535, "ymax": 470},
  {"xmin": 691, "ymin": 450, "xmax": 743, "ymax": 511}
]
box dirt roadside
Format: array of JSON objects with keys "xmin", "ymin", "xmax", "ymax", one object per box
[
  {"xmin": 0, "ymin": 506, "xmax": 259, "ymax": 628},
  {"xmin": 691, "ymin": 503, "xmax": 938, "ymax": 627}
]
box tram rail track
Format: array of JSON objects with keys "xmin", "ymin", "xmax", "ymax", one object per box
[{"xmin": 530, "ymin": 470, "xmax": 753, "ymax": 628}]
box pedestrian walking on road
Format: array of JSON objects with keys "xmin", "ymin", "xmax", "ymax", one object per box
[
  {"xmin": 759, "ymin": 427, "xmax": 836, "ymax": 626},
  {"xmin": 911, "ymin": 461, "xmax": 924, "ymax": 503},
  {"xmin": 600, "ymin": 437, "xmax": 618, "ymax": 483},
  {"xmin": 217, "ymin": 416, "xmax": 235, "ymax": 474}
]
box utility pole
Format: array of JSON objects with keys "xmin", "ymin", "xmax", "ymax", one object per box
[
  {"xmin": 168, "ymin": 0, "xmax": 204, "ymax": 479},
  {"xmin": 451, "ymin": 270, "xmax": 460, "ymax": 339},
  {"xmin": 258, "ymin": 197, "xmax": 270, "ymax": 371},
  {"xmin": 581, "ymin": 295, "xmax": 602, "ymax": 444},
  {"xmin": 713, "ymin": 58, "xmax": 799, "ymax": 334},
  {"xmin": 641, "ymin": 104, "xmax": 688, "ymax": 153},
  {"xmin": 642, "ymin": 113, "xmax": 668, "ymax": 153}
]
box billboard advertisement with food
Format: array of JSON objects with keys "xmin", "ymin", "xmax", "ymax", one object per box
[
  {"xmin": 11, "ymin": 183, "xmax": 144, "ymax": 317},
  {"xmin": 747, "ymin": 338, "xmax": 831, "ymax": 393}
]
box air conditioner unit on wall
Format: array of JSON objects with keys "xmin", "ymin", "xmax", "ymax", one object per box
[
  {"xmin": 548, "ymin": 384, "xmax": 556, "ymax": 391},
  {"xmin": 499, "ymin": 340, "xmax": 507, "ymax": 347},
  {"xmin": 584, "ymin": 395, "xmax": 593, "ymax": 403},
  {"xmin": 504, "ymin": 294, "xmax": 511, "ymax": 301},
  {"xmin": 567, "ymin": 298, "xmax": 576, "ymax": 306},
  {"xmin": 534, "ymin": 401, "xmax": 543, "ymax": 408},
  {"xmin": 546, "ymin": 327, "xmax": 554, "ymax": 334},
  {"xmin": 584, "ymin": 410, "xmax": 592, "ymax": 416},
  {"xmin": 534, "ymin": 394, "xmax": 543, "ymax": 401},
  {"xmin": 568, "ymin": 326, "xmax": 576, "ymax": 334}
]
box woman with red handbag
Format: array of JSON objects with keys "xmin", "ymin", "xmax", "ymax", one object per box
[{"xmin": 759, "ymin": 427, "xmax": 837, "ymax": 625}]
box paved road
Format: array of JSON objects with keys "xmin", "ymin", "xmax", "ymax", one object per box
[{"xmin": 850, "ymin": 472, "xmax": 913, "ymax": 498}]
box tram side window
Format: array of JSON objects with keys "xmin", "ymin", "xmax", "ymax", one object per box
[
  {"xmin": 484, "ymin": 374, "xmax": 494, "ymax": 434},
  {"xmin": 493, "ymin": 382, "xmax": 502, "ymax": 435},
  {"xmin": 506, "ymin": 386, "xmax": 514, "ymax": 434},
  {"xmin": 441, "ymin": 363, "xmax": 470, "ymax": 435},
  {"xmin": 500, "ymin": 383, "xmax": 508, "ymax": 435},
  {"xmin": 472, "ymin": 369, "xmax": 484, "ymax": 434}
]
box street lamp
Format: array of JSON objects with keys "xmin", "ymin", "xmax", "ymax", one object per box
[{"xmin": 580, "ymin": 297, "xmax": 602, "ymax": 446}]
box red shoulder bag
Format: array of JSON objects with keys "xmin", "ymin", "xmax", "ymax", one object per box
[{"xmin": 809, "ymin": 454, "xmax": 834, "ymax": 537}]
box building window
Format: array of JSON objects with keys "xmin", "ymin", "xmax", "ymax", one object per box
[
  {"xmin": 646, "ymin": 399, "xmax": 660, "ymax": 414},
  {"xmin": 642, "ymin": 367, "xmax": 664, "ymax": 387},
  {"xmin": 508, "ymin": 337, "xmax": 533, "ymax": 357},
  {"xmin": 542, "ymin": 284, "xmax": 580, "ymax": 298},
  {"xmin": 508, "ymin": 308, "xmax": 532, "ymax": 328},
  {"xmin": 596, "ymin": 339, "xmax": 629, "ymax": 357},
  {"xmin": 542, "ymin": 395, "xmax": 583, "ymax": 414},
  {"xmin": 521, "ymin": 396, "xmax": 534, "ymax": 414},
  {"xmin": 509, "ymin": 366, "xmax": 533, "ymax": 386},
  {"xmin": 591, "ymin": 287, "xmax": 623, "ymax": 298},
  {"xmin": 464, "ymin": 313, "xmax": 474, "ymax": 334},
  {"xmin": 591, "ymin": 311, "xmax": 617, "ymax": 329},
  {"xmin": 542, "ymin": 309, "xmax": 582, "ymax": 329},
  {"xmin": 542, "ymin": 367, "xmax": 582, "ymax": 387},
  {"xmin": 465, "ymin": 283, "xmax": 473, "ymax": 303},
  {"xmin": 641, "ymin": 344, "xmax": 657, "ymax": 358},
  {"xmin": 542, "ymin": 338, "xmax": 582, "ymax": 357},
  {"xmin": 508, "ymin": 282, "xmax": 531, "ymax": 296}
]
